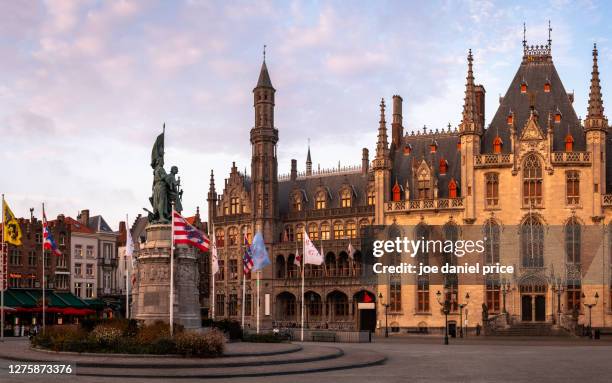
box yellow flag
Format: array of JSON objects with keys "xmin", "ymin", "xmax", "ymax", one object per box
[{"xmin": 3, "ymin": 200, "xmax": 22, "ymax": 246}]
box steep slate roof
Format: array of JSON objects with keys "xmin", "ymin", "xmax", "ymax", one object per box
[
  {"xmin": 64, "ymin": 216, "xmax": 95, "ymax": 234},
  {"xmin": 393, "ymin": 132, "xmax": 461, "ymax": 199},
  {"xmin": 278, "ymin": 172, "xmax": 371, "ymax": 216},
  {"xmin": 89, "ymin": 215, "xmax": 114, "ymax": 233},
  {"xmin": 483, "ymin": 53, "xmax": 584, "ymax": 153}
]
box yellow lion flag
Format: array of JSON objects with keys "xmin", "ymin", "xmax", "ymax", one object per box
[{"xmin": 2, "ymin": 200, "xmax": 22, "ymax": 246}]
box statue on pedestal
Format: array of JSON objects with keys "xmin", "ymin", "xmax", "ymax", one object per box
[{"xmin": 145, "ymin": 126, "xmax": 183, "ymax": 223}]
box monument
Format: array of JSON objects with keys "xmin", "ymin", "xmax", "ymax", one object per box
[{"xmin": 132, "ymin": 127, "xmax": 201, "ymax": 329}]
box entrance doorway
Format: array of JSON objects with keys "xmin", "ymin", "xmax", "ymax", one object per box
[
  {"xmin": 520, "ymin": 278, "xmax": 547, "ymax": 322},
  {"xmin": 534, "ymin": 295, "xmax": 546, "ymax": 322},
  {"xmin": 521, "ymin": 295, "xmax": 532, "ymax": 321}
]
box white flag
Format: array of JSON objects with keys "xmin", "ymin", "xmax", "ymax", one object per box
[
  {"xmin": 126, "ymin": 225, "xmax": 135, "ymax": 258},
  {"xmin": 348, "ymin": 242, "xmax": 355, "ymax": 260},
  {"xmin": 211, "ymin": 240, "xmax": 219, "ymax": 274},
  {"xmin": 303, "ymin": 231, "xmax": 323, "ymax": 265},
  {"xmin": 294, "ymin": 247, "xmax": 301, "ymax": 267}
]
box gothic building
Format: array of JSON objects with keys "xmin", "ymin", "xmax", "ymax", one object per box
[{"xmin": 210, "ymin": 34, "xmax": 612, "ymax": 334}]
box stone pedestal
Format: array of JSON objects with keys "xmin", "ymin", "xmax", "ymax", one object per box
[{"xmin": 133, "ymin": 224, "xmax": 201, "ymax": 329}]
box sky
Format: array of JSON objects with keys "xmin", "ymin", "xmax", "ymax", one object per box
[{"xmin": 2, "ymin": 0, "xmax": 612, "ymax": 230}]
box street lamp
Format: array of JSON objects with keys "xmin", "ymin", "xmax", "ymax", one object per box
[
  {"xmin": 581, "ymin": 292, "xmax": 599, "ymax": 339},
  {"xmin": 551, "ymin": 277, "xmax": 564, "ymax": 326},
  {"xmin": 436, "ymin": 288, "xmax": 450, "ymax": 345},
  {"xmin": 501, "ymin": 278, "xmax": 512, "ymax": 314},
  {"xmin": 458, "ymin": 292, "xmax": 470, "ymax": 338},
  {"xmin": 378, "ymin": 292, "xmax": 389, "ymax": 338}
]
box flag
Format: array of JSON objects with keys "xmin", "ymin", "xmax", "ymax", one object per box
[
  {"xmin": 243, "ymin": 234, "xmax": 254, "ymax": 274},
  {"xmin": 294, "ymin": 245, "xmax": 301, "ymax": 267},
  {"xmin": 172, "ymin": 211, "xmax": 210, "ymax": 252},
  {"xmin": 304, "ymin": 231, "xmax": 323, "ymax": 265},
  {"xmin": 2, "ymin": 200, "xmax": 22, "ymax": 246},
  {"xmin": 211, "ymin": 237, "xmax": 219, "ymax": 275},
  {"xmin": 251, "ymin": 232, "xmax": 270, "ymax": 271},
  {"xmin": 126, "ymin": 223, "xmax": 134, "ymax": 258},
  {"xmin": 42, "ymin": 209, "xmax": 61, "ymax": 257},
  {"xmin": 348, "ymin": 242, "xmax": 356, "ymax": 260}
]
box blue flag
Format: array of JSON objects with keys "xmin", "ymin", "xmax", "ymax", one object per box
[{"xmin": 251, "ymin": 232, "xmax": 270, "ymax": 271}]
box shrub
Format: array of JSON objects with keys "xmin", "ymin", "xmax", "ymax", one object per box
[
  {"xmin": 32, "ymin": 325, "xmax": 86, "ymax": 351},
  {"xmin": 136, "ymin": 320, "xmax": 171, "ymax": 344},
  {"xmin": 175, "ymin": 329, "xmax": 224, "ymax": 357},
  {"xmin": 149, "ymin": 338, "xmax": 177, "ymax": 354},
  {"xmin": 242, "ymin": 332, "xmax": 286, "ymax": 343},
  {"xmin": 92, "ymin": 324, "xmax": 123, "ymax": 347},
  {"xmin": 213, "ymin": 319, "xmax": 242, "ymax": 340}
]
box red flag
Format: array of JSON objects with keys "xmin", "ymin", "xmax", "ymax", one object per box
[{"xmin": 173, "ymin": 211, "xmax": 210, "ymax": 251}]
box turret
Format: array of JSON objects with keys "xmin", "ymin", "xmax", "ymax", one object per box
[
  {"xmin": 207, "ymin": 170, "xmax": 217, "ymax": 231},
  {"xmin": 373, "ymin": 98, "xmax": 391, "ymax": 224},
  {"xmin": 306, "ymin": 144, "xmax": 312, "ymax": 176},
  {"xmin": 391, "ymin": 95, "xmax": 403, "ymax": 149}
]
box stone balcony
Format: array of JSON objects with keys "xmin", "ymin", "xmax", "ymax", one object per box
[
  {"xmin": 474, "ymin": 153, "xmax": 513, "ymax": 168},
  {"xmin": 384, "ymin": 197, "xmax": 464, "ymax": 213},
  {"xmin": 603, "ymin": 194, "xmax": 612, "ymax": 207},
  {"xmin": 551, "ymin": 151, "xmax": 591, "ymax": 165}
]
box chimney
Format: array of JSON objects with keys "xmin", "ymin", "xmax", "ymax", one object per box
[
  {"xmin": 362, "ymin": 148, "xmax": 369, "ymax": 174},
  {"xmin": 118, "ymin": 221, "xmax": 127, "ymax": 246},
  {"xmin": 475, "ymin": 85, "xmax": 486, "ymax": 129},
  {"xmin": 290, "ymin": 159, "xmax": 297, "ymax": 181},
  {"xmin": 79, "ymin": 209, "xmax": 90, "ymax": 226},
  {"xmin": 391, "ymin": 95, "xmax": 403, "ymax": 148}
]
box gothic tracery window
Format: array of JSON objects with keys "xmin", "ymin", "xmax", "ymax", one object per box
[
  {"xmin": 485, "ymin": 173, "xmax": 499, "ymax": 207},
  {"xmin": 566, "ymin": 171, "xmax": 580, "ymax": 205},
  {"xmin": 483, "ymin": 219, "xmax": 500, "ymax": 264},
  {"xmin": 521, "ymin": 215, "xmax": 544, "ymax": 268},
  {"xmin": 565, "ymin": 217, "xmax": 581, "ymax": 264},
  {"xmin": 341, "ymin": 189, "xmax": 352, "ymax": 208},
  {"xmin": 522, "ymin": 154, "xmax": 542, "ymax": 207}
]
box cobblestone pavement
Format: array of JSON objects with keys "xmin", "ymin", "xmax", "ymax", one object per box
[{"xmin": 1, "ymin": 336, "xmax": 612, "ymax": 382}]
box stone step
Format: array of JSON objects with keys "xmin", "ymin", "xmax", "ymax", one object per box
[{"xmin": 73, "ymin": 347, "xmax": 386, "ymax": 378}]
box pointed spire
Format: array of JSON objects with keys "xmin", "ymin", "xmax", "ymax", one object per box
[
  {"xmin": 587, "ymin": 43, "xmax": 604, "ymax": 119},
  {"xmin": 460, "ymin": 49, "xmax": 481, "ymax": 135},
  {"xmin": 256, "ymin": 45, "xmax": 274, "ymax": 89},
  {"xmin": 209, "ymin": 169, "xmax": 216, "ymax": 193},
  {"xmin": 306, "ymin": 138, "xmax": 312, "ymax": 176},
  {"xmin": 376, "ymin": 98, "xmax": 389, "ymax": 159}
]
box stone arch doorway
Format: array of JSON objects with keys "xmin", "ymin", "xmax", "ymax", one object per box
[
  {"xmin": 353, "ymin": 290, "xmax": 376, "ymax": 332},
  {"xmin": 519, "ymin": 275, "xmax": 547, "ymax": 322}
]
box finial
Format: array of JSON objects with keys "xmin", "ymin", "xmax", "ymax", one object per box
[
  {"xmin": 523, "ymin": 22, "xmax": 527, "ymax": 49},
  {"xmin": 594, "ymin": 42, "xmax": 598, "ymax": 53},
  {"xmin": 163, "ymin": 122, "xmax": 165, "ymax": 133},
  {"xmin": 263, "ymin": 44, "xmax": 266, "ymax": 62},
  {"xmin": 548, "ymin": 20, "xmax": 552, "ymax": 48}
]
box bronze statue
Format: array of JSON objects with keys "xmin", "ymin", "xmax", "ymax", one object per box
[{"xmin": 145, "ymin": 127, "xmax": 183, "ymax": 223}]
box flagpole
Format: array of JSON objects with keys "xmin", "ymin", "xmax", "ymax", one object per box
[
  {"xmin": 301, "ymin": 228, "xmax": 305, "ymax": 342},
  {"xmin": 42, "ymin": 203, "xmax": 46, "ymax": 333},
  {"xmin": 211, "ymin": 223, "xmax": 215, "ymax": 321},
  {"xmin": 125, "ymin": 214, "xmax": 130, "ymax": 319},
  {"xmin": 169, "ymin": 204, "xmax": 175, "ymax": 337},
  {"xmin": 241, "ymin": 273, "xmax": 246, "ymax": 329},
  {"xmin": 1, "ymin": 194, "xmax": 5, "ymax": 342},
  {"xmin": 256, "ymin": 270, "xmax": 260, "ymax": 334}
]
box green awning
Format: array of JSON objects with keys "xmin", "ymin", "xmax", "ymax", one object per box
[
  {"xmin": 55, "ymin": 292, "xmax": 88, "ymax": 308},
  {"xmin": 4, "ymin": 289, "xmax": 85, "ymax": 308},
  {"xmin": 84, "ymin": 298, "xmax": 105, "ymax": 309}
]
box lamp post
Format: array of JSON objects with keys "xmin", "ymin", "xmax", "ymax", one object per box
[
  {"xmin": 501, "ymin": 278, "xmax": 511, "ymax": 314},
  {"xmin": 436, "ymin": 288, "xmax": 450, "ymax": 345},
  {"xmin": 551, "ymin": 277, "xmax": 564, "ymax": 326},
  {"xmin": 378, "ymin": 292, "xmax": 389, "ymax": 338},
  {"xmin": 581, "ymin": 292, "xmax": 599, "ymax": 339},
  {"xmin": 458, "ymin": 292, "xmax": 470, "ymax": 338}
]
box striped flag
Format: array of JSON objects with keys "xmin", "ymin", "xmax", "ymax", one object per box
[
  {"xmin": 172, "ymin": 211, "xmax": 210, "ymax": 252},
  {"xmin": 243, "ymin": 234, "xmax": 254, "ymax": 274},
  {"xmin": 42, "ymin": 209, "xmax": 61, "ymax": 257}
]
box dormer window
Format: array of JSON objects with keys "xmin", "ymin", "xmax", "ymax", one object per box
[
  {"xmin": 292, "ymin": 194, "xmax": 302, "ymax": 212},
  {"xmin": 403, "ymin": 144, "xmax": 412, "ymax": 155},
  {"xmin": 448, "ymin": 178, "xmax": 458, "ymax": 198},
  {"xmin": 315, "ymin": 191, "xmax": 326, "ymax": 210},
  {"xmin": 392, "ymin": 181, "xmax": 401, "ymax": 202},
  {"xmin": 456, "ymin": 141, "xmax": 461, "ymax": 150},
  {"xmin": 544, "ymin": 81, "xmax": 551, "ymax": 93},
  {"xmin": 507, "ymin": 113, "xmax": 513, "ymax": 125},
  {"xmin": 565, "ymin": 134, "xmax": 574, "ymax": 152},
  {"xmin": 493, "ymin": 136, "xmax": 503, "ymax": 154},
  {"xmin": 429, "ymin": 141, "xmax": 438, "ymax": 153},
  {"xmin": 230, "ymin": 197, "xmax": 240, "ymax": 214},
  {"xmin": 555, "ymin": 111, "xmax": 562, "ymax": 123},
  {"xmin": 340, "ymin": 189, "xmax": 352, "ymax": 208},
  {"xmin": 520, "ymin": 82, "xmax": 527, "ymax": 93},
  {"xmin": 367, "ymin": 188, "xmax": 375, "ymax": 206},
  {"xmin": 439, "ymin": 159, "xmax": 448, "ymax": 175}
]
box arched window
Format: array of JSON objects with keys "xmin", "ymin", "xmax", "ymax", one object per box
[
  {"xmin": 493, "ymin": 136, "xmax": 503, "ymax": 153},
  {"xmin": 325, "ymin": 253, "xmax": 336, "ymax": 277},
  {"xmin": 292, "ymin": 194, "xmax": 302, "ymax": 212},
  {"xmin": 230, "ymin": 197, "xmax": 240, "ymax": 214},
  {"xmin": 326, "ymin": 291, "xmax": 348, "ymax": 319},
  {"xmin": 284, "ymin": 225, "xmax": 294, "ymax": 242},
  {"xmin": 483, "ymin": 219, "xmax": 500, "ymax": 265},
  {"xmin": 341, "ymin": 189, "xmax": 352, "ymax": 208},
  {"xmin": 296, "ymin": 224, "xmax": 304, "ymax": 242},
  {"xmin": 565, "ymin": 217, "xmax": 581, "ymax": 264},
  {"xmin": 521, "ymin": 215, "xmax": 544, "ymax": 268},
  {"xmin": 345, "ymin": 221, "xmax": 356, "ymax": 238},
  {"xmin": 241, "ymin": 226, "xmax": 252, "ymax": 243},
  {"xmin": 485, "ymin": 173, "xmax": 499, "ymax": 207},
  {"xmin": 448, "ymin": 178, "xmax": 457, "ymax": 198},
  {"xmin": 308, "ymin": 223, "xmax": 319, "ymax": 241},
  {"xmin": 333, "ymin": 221, "xmax": 344, "ymax": 239},
  {"xmin": 522, "ymin": 154, "xmax": 542, "ymax": 207},
  {"xmin": 315, "ymin": 192, "xmax": 326, "ymax": 209},
  {"xmin": 443, "ymin": 223, "xmax": 459, "ymax": 266},
  {"xmin": 275, "ymin": 255, "xmax": 286, "ymax": 279},
  {"xmin": 321, "ymin": 222, "xmax": 330, "ymax": 240},
  {"xmin": 228, "ymin": 227, "xmax": 238, "ymax": 246},
  {"xmin": 215, "ymin": 229, "xmax": 225, "ymax": 247},
  {"xmin": 417, "ymin": 166, "xmax": 431, "ymax": 199},
  {"xmin": 392, "ymin": 181, "xmax": 401, "ymax": 202},
  {"xmin": 566, "ymin": 171, "xmax": 579, "ymax": 205}
]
